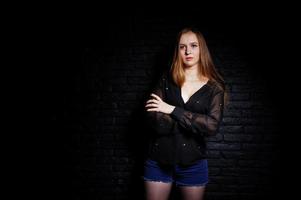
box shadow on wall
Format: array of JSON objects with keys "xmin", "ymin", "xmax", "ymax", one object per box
[{"xmin": 124, "ymin": 44, "xmax": 175, "ymax": 199}]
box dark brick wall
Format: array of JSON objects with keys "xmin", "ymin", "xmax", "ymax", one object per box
[{"xmin": 51, "ymin": 15, "xmax": 290, "ymax": 200}]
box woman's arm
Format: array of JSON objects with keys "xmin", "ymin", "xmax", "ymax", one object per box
[
  {"xmin": 144, "ymin": 74, "xmax": 175, "ymax": 135},
  {"xmin": 145, "ymin": 75, "xmax": 224, "ymax": 137},
  {"xmin": 170, "ymin": 89, "xmax": 224, "ymax": 136}
]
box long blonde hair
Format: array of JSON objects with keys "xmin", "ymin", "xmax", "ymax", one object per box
[{"xmin": 170, "ymin": 27, "xmax": 225, "ymax": 91}]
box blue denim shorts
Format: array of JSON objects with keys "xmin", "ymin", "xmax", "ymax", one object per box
[{"xmin": 143, "ymin": 158, "xmax": 208, "ymax": 186}]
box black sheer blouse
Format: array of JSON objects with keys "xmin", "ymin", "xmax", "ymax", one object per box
[{"xmin": 145, "ymin": 71, "xmax": 225, "ymax": 166}]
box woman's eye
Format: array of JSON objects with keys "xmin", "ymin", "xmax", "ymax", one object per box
[
  {"xmin": 179, "ymin": 46, "xmax": 185, "ymax": 49},
  {"xmin": 192, "ymin": 44, "xmax": 198, "ymax": 48}
]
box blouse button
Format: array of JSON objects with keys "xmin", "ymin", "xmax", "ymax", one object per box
[
  {"xmin": 182, "ymin": 143, "xmax": 186, "ymax": 147},
  {"xmin": 196, "ymin": 101, "xmax": 200, "ymax": 103},
  {"xmin": 165, "ymin": 87, "xmax": 168, "ymax": 90}
]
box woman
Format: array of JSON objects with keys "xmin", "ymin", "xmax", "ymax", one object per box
[{"xmin": 144, "ymin": 27, "xmax": 226, "ymax": 200}]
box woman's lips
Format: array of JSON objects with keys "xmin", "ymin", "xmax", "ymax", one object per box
[{"xmin": 186, "ymin": 57, "xmax": 193, "ymax": 61}]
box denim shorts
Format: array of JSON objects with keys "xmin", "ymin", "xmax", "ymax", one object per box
[{"xmin": 143, "ymin": 158, "xmax": 208, "ymax": 186}]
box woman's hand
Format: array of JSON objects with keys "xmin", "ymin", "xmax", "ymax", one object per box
[{"xmin": 145, "ymin": 93, "xmax": 175, "ymax": 114}]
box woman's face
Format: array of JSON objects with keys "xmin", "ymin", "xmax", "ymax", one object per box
[{"xmin": 178, "ymin": 31, "xmax": 200, "ymax": 68}]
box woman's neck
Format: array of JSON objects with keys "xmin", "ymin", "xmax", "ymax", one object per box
[{"xmin": 184, "ymin": 66, "xmax": 202, "ymax": 81}]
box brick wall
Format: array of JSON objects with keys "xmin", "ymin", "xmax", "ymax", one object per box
[{"xmin": 56, "ymin": 15, "xmax": 285, "ymax": 200}]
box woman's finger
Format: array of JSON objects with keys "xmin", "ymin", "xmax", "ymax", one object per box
[
  {"xmin": 146, "ymin": 108, "xmax": 158, "ymax": 112},
  {"xmin": 145, "ymin": 103, "xmax": 158, "ymax": 108},
  {"xmin": 150, "ymin": 93, "xmax": 162, "ymax": 101},
  {"xmin": 146, "ymin": 99, "xmax": 159, "ymax": 104}
]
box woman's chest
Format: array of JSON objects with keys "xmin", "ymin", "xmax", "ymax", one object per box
[
  {"xmin": 181, "ymin": 82, "xmax": 206, "ymax": 104},
  {"xmin": 164, "ymin": 82, "xmax": 211, "ymax": 113}
]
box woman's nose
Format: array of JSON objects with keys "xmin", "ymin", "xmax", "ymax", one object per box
[
  {"xmin": 185, "ymin": 47, "xmax": 192, "ymax": 55},
  {"xmin": 185, "ymin": 49, "xmax": 191, "ymax": 55}
]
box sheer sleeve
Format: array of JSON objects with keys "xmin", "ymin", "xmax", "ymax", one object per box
[
  {"xmin": 145, "ymin": 74, "xmax": 175, "ymax": 135},
  {"xmin": 170, "ymin": 87, "xmax": 224, "ymax": 136}
]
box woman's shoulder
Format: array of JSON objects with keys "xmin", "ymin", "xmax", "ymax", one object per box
[
  {"xmin": 161, "ymin": 70, "xmax": 171, "ymax": 79},
  {"xmin": 159, "ymin": 70, "xmax": 173, "ymax": 83},
  {"xmin": 207, "ymin": 79, "xmax": 225, "ymax": 94}
]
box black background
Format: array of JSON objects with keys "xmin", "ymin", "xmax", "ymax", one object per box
[{"xmin": 44, "ymin": 10, "xmax": 296, "ymax": 199}]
